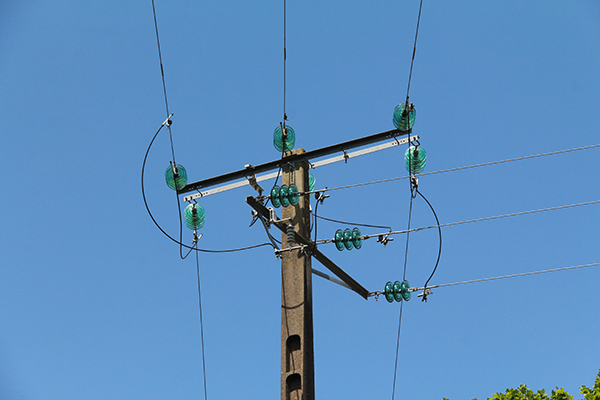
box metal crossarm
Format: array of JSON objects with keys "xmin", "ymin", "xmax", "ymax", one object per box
[{"xmin": 179, "ymin": 128, "xmax": 410, "ymax": 196}]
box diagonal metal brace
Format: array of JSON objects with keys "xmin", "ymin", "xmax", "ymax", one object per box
[{"xmin": 246, "ymin": 196, "xmax": 370, "ymax": 300}]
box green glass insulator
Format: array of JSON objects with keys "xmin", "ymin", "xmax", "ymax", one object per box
[
  {"xmin": 165, "ymin": 164, "xmax": 188, "ymax": 191},
  {"xmin": 384, "ymin": 281, "xmax": 394, "ymax": 303},
  {"xmin": 271, "ymin": 186, "xmax": 281, "ymax": 208},
  {"xmin": 334, "ymin": 229, "xmax": 345, "ymax": 251},
  {"xmin": 280, "ymin": 185, "xmax": 290, "ymax": 207},
  {"xmin": 401, "ymin": 280, "xmax": 411, "ymax": 301},
  {"xmin": 404, "ymin": 145, "xmax": 427, "ymax": 174},
  {"xmin": 393, "ymin": 103, "xmax": 416, "ymax": 131},
  {"xmin": 352, "ymin": 227, "xmax": 362, "ymax": 249},
  {"xmin": 308, "ymin": 173, "xmax": 316, "ymax": 198},
  {"xmin": 273, "ymin": 124, "xmax": 296, "ymax": 152},
  {"xmin": 393, "ymin": 281, "xmax": 403, "ymax": 302},
  {"xmin": 288, "ymin": 184, "xmax": 299, "ymax": 206},
  {"xmin": 184, "ymin": 203, "xmax": 205, "ymax": 230},
  {"xmin": 343, "ymin": 228, "xmax": 353, "ymax": 250}
]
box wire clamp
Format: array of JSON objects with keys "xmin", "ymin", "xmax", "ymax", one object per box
[
  {"xmin": 315, "ymin": 190, "xmax": 330, "ymax": 205},
  {"xmin": 418, "ymin": 288, "xmax": 433, "ymax": 302},
  {"xmin": 377, "ymin": 234, "xmax": 394, "ymax": 246},
  {"xmin": 410, "ymin": 176, "xmax": 419, "ymax": 192},
  {"xmin": 343, "ymin": 150, "xmax": 349, "ymax": 163},
  {"xmin": 249, "ymin": 210, "xmax": 260, "ymax": 227},
  {"xmin": 192, "ymin": 231, "xmax": 203, "ymax": 243}
]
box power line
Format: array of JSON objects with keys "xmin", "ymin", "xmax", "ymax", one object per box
[
  {"xmin": 405, "ymin": 0, "xmax": 424, "ymax": 104},
  {"xmin": 393, "ymin": 0, "xmax": 425, "ymax": 396},
  {"xmin": 300, "ymin": 143, "xmax": 600, "ymax": 196},
  {"xmin": 295, "ymin": 199, "xmax": 600, "ymax": 248},
  {"xmin": 195, "ymin": 244, "xmax": 209, "ymax": 400},
  {"xmin": 421, "ymin": 262, "xmax": 600, "ymax": 291},
  {"xmin": 151, "ymin": 0, "xmax": 177, "ymax": 165}
]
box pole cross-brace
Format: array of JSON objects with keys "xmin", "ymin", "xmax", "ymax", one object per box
[{"xmin": 246, "ymin": 196, "xmax": 370, "ymax": 300}]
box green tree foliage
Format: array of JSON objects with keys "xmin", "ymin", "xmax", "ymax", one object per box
[{"xmin": 443, "ymin": 370, "xmax": 600, "ymax": 400}]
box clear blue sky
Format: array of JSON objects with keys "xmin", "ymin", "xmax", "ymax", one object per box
[{"xmin": 1, "ymin": 1, "xmax": 599, "ymax": 399}]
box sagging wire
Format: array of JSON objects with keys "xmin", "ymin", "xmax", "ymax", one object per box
[
  {"xmin": 310, "ymin": 211, "xmax": 392, "ymax": 233},
  {"xmin": 142, "ymin": 118, "xmax": 276, "ymax": 254},
  {"xmin": 415, "ymin": 188, "xmax": 442, "ymax": 302}
]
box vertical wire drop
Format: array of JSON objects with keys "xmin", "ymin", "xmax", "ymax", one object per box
[{"xmin": 195, "ymin": 245, "xmax": 209, "ymax": 400}]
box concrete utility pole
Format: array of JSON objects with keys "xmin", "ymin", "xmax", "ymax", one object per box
[{"xmin": 279, "ymin": 150, "xmax": 314, "ymax": 400}]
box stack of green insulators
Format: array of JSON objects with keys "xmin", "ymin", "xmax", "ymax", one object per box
[
  {"xmin": 384, "ymin": 280, "xmax": 411, "ymax": 303},
  {"xmin": 270, "ymin": 184, "xmax": 299, "ymax": 208},
  {"xmin": 308, "ymin": 173, "xmax": 315, "ymax": 198},
  {"xmin": 165, "ymin": 164, "xmax": 187, "ymax": 190},
  {"xmin": 404, "ymin": 145, "xmax": 427, "ymax": 174},
  {"xmin": 393, "ymin": 103, "xmax": 416, "ymax": 131},
  {"xmin": 184, "ymin": 203, "xmax": 205, "ymax": 230},
  {"xmin": 273, "ymin": 125, "xmax": 296, "ymax": 152},
  {"xmin": 334, "ymin": 227, "xmax": 362, "ymax": 251}
]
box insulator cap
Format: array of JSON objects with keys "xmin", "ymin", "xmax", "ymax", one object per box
[
  {"xmin": 273, "ymin": 125, "xmax": 296, "ymax": 152},
  {"xmin": 393, "ymin": 103, "xmax": 416, "ymax": 131},
  {"xmin": 280, "ymin": 185, "xmax": 290, "ymax": 207},
  {"xmin": 343, "ymin": 228, "xmax": 353, "ymax": 250},
  {"xmin": 401, "ymin": 280, "xmax": 411, "ymax": 301},
  {"xmin": 334, "ymin": 229, "xmax": 345, "ymax": 251},
  {"xmin": 404, "ymin": 145, "xmax": 427, "ymax": 174},
  {"xmin": 184, "ymin": 203, "xmax": 205, "ymax": 230},
  {"xmin": 352, "ymin": 227, "xmax": 362, "ymax": 249},
  {"xmin": 271, "ymin": 185, "xmax": 281, "ymax": 208},
  {"xmin": 288, "ymin": 184, "xmax": 299, "ymax": 206},
  {"xmin": 165, "ymin": 164, "xmax": 188, "ymax": 191},
  {"xmin": 384, "ymin": 281, "xmax": 394, "ymax": 303}
]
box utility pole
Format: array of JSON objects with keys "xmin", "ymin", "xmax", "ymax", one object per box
[{"xmin": 279, "ymin": 150, "xmax": 314, "ymax": 400}]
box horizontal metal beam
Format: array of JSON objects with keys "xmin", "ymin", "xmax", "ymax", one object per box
[
  {"xmin": 179, "ymin": 127, "xmax": 410, "ymax": 195},
  {"xmin": 183, "ymin": 135, "xmax": 418, "ymax": 201},
  {"xmin": 246, "ymin": 196, "xmax": 370, "ymax": 300}
]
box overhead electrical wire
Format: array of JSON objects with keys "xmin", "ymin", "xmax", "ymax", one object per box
[
  {"xmin": 310, "ymin": 211, "xmax": 392, "ymax": 232},
  {"xmin": 416, "ymin": 262, "xmax": 600, "ymax": 292},
  {"xmin": 393, "ymin": 1, "xmax": 425, "ymax": 397},
  {"xmin": 297, "ymin": 143, "xmax": 600, "ymax": 197},
  {"xmin": 266, "ymin": 0, "xmax": 289, "ymax": 208},
  {"xmin": 195, "ymin": 244, "xmax": 209, "ymax": 400},
  {"xmin": 300, "ymin": 199, "xmax": 600, "ymax": 247},
  {"xmin": 416, "ymin": 189, "xmax": 442, "ymax": 298},
  {"xmin": 368, "ymin": 262, "xmax": 600, "ymax": 300}
]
